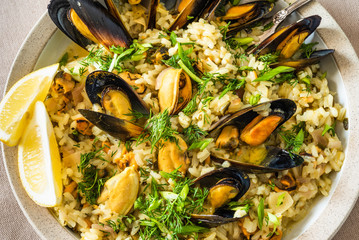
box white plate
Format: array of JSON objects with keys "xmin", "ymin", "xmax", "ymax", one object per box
[{"xmin": 2, "ymin": 1, "xmax": 359, "ymax": 239}]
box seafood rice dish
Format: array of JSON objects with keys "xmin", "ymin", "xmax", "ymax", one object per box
[{"xmin": 21, "ymin": 0, "xmax": 348, "ymax": 239}]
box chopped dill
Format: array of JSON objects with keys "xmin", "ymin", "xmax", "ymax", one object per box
[
  {"xmin": 134, "ymin": 169, "xmax": 209, "ymax": 239},
  {"xmin": 59, "ymin": 52, "xmax": 69, "ymax": 67},
  {"xmin": 77, "ymin": 144, "xmax": 111, "ymax": 205},
  {"xmin": 300, "ymin": 42, "xmax": 319, "ymax": 58},
  {"xmin": 136, "ymin": 109, "xmax": 179, "ymax": 152},
  {"xmin": 279, "ymin": 122, "xmax": 307, "ymax": 154},
  {"xmin": 183, "ymin": 124, "xmax": 208, "ymax": 146}
]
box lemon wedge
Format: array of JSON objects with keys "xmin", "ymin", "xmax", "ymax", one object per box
[
  {"xmin": 18, "ymin": 101, "xmax": 62, "ymax": 207},
  {"xmin": 0, "ymin": 64, "xmax": 59, "ymax": 146}
]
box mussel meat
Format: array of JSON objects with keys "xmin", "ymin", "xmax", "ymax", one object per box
[
  {"xmin": 156, "ymin": 67, "xmax": 192, "ymax": 115},
  {"xmin": 249, "ymin": 14, "xmax": 335, "ymax": 69},
  {"xmin": 219, "ymin": 1, "xmax": 274, "ymax": 35},
  {"xmin": 98, "ymin": 166, "xmax": 140, "ymax": 215},
  {"xmin": 209, "ymin": 99, "xmax": 304, "ymax": 173},
  {"xmin": 273, "ymin": 49, "xmax": 335, "ymax": 69},
  {"xmin": 168, "ymin": 0, "xmax": 220, "ymax": 30},
  {"xmin": 48, "ymin": 0, "xmax": 133, "ymax": 49},
  {"xmin": 157, "ymin": 134, "xmax": 190, "ymax": 174},
  {"xmin": 191, "ymin": 167, "xmax": 250, "ymax": 227},
  {"xmin": 79, "ymin": 71, "xmax": 150, "ymax": 140},
  {"xmin": 249, "ymin": 15, "xmax": 321, "ymax": 58}
]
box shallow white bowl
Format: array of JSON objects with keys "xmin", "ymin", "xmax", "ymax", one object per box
[{"xmin": 2, "ymin": 1, "xmax": 359, "ymax": 239}]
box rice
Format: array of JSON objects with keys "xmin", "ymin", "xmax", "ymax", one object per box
[{"xmin": 46, "ymin": 2, "xmax": 346, "ymax": 240}]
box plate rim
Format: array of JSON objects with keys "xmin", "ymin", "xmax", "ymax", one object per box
[{"xmin": 2, "ymin": 1, "xmax": 359, "ymax": 240}]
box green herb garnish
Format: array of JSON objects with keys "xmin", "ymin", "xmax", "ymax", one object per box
[
  {"xmin": 59, "ymin": 52, "xmax": 69, "ymax": 67},
  {"xmin": 136, "ymin": 109, "xmax": 178, "ymax": 152},
  {"xmin": 300, "ymin": 42, "xmax": 319, "ymax": 58},
  {"xmin": 77, "ymin": 145, "xmax": 110, "ymax": 205},
  {"xmin": 254, "ymin": 66, "xmax": 296, "ymax": 82},
  {"xmin": 188, "ymin": 138, "xmax": 213, "ymax": 151},
  {"xmin": 276, "ymin": 193, "xmax": 286, "ymax": 207},
  {"xmin": 258, "ymin": 198, "xmax": 265, "ymax": 230},
  {"xmin": 266, "ymin": 212, "xmax": 280, "ymax": 236},
  {"xmin": 249, "ymin": 93, "xmax": 261, "ymax": 105},
  {"xmin": 135, "ymin": 169, "xmax": 209, "ymax": 239},
  {"xmin": 322, "ymin": 122, "xmax": 336, "ymax": 136},
  {"xmin": 183, "ymin": 124, "xmax": 208, "ymax": 146}
]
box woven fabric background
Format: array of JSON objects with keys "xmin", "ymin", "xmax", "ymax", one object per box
[{"xmin": 0, "ymin": 0, "xmax": 358, "ymax": 239}]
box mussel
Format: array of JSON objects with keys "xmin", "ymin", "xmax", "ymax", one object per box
[
  {"xmin": 209, "ymin": 99, "xmax": 304, "ymax": 173},
  {"xmin": 156, "ymin": 68, "xmax": 192, "ymax": 115},
  {"xmin": 168, "ymin": 0, "xmax": 219, "ymax": 30},
  {"xmin": 157, "ymin": 134, "xmax": 190, "ymax": 174},
  {"xmin": 273, "ymin": 49, "xmax": 335, "ymax": 69},
  {"xmin": 247, "ymin": 15, "xmax": 334, "ymax": 69},
  {"xmin": 79, "ymin": 71, "xmax": 150, "ymax": 140},
  {"xmin": 48, "ymin": 0, "xmax": 133, "ymax": 49},
  {"xmin": 218, "ymin": 1, "xmax": 274, "ymax": 35},
  {"xmin": 191, "ymin": 167, "xmax": 250, "ymax": 227}
]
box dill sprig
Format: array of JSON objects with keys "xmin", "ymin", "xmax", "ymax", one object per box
[
  {"xmin": 183, "ymin": 124, "xmax": 208, "ymax": 146},
  {"xmin": 134, "ymin": 169, "xmax": 209, "ymax": 239},
  {"xmin": 77, "ymin": 142, "xmax": 111, "ymax": 205},
  {"xmin": 279, "ymin": 122, "xmax": 307, "ymax": 154},
  {"xmin": 300, "ymin": 42, "xmax": 319, "ymax": 58},
  {"xmin": 136, "ymin": 109, "xmax": 178, "ymax": 152}
]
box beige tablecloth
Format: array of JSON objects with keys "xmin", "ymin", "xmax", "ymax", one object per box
[{"xmin": 0, "ymin": 0, "xmax": 358, "ymax": 239}]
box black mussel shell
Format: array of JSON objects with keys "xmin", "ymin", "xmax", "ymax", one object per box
[
  {"xmin": 48, "ymin": 0, "xmax": 94, "ymax": 49},
  {"xmin": 212, "ymin": 146, "xmax": 304, "ymax": 173},
  {"xmin": 78, "ymin": 109, "xmax": 143, "ymax": 140},
  {"xmin": 146, "ymin": 0, "xmax": 159, "ymax": 29},
  {"xmin": 194, "ymin": 167, "xmax": 250, "ymax": 202},
  {"xmin": 248, "ymin": 15, "xmax": 322, "ymax": 57},
  {"xmin": 191, "ymin": 211, "xmax": 239, "ymax": 228},
  {"xmin": 209, "ymin": 99, "xmax": 297, "ymax": 133},
  {"xmin": 273, "ymin": 49, "xmax": 335, "ymax": 69},
  {"xmin": 168, "ymin": 0, "xmax": 221, "ymax": 30},
  {"xmin": 221, "ymin": 1, "xmax": 274, "ymax": 35},
  {"xmin": 85, "ymin": 71, "xmax": 150, "ymax": 116},
  {"xmin": 191, "ymin": 168, "xmax": 250, "ymax": 227},
  {"xmin": 69, "ymin": 0, "xmax": 132, "ymax": 48}
]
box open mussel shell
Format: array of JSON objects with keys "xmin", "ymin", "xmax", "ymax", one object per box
[
  {"xmin": 273, "ymin": 49, "xmax": 335, "ymax": 69},
  {"xmin": 209, "ymin": 99, "xmax": 297, "ymax": 134},
  {"xmin": 248, "ymin": 15, "xmax": 322, "ymax": 59},
  {"xmin": 212, "ymin": 146, "xmax": 304, "ymax": 174},
  {"xmin": 86, "ymin": 71, "xmax": 150, "ymax": 115},
  {"xmin": 168, "ymin": 0, "xmax": 220, "ymax": 30},
  {"xmin": 191, "ymin": 167, "xmax": 250, "ymax": 227},
  {"xmin": 191, "ymin": 211, "xmax": 239, "ymax": 228},
  {"xmin": 221, "ymin": 1, "xmax": 274, "ymax": 35},
  {"xmin": 48, "ymin": 0, "xmax": 94, "ymax": 49},
  {"xmin": 78, "ymin": 109, "xmax": 143, "ymax": 140},
  {"xmin": 68, "ymin": 0, "xmax": 133, "ymax": 49},
  {"xmin": 194, "ymin": 167, "xmax": 250, "ymax": 201}
]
